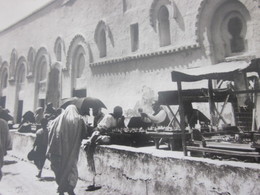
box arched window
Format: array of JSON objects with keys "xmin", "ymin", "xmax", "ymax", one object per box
[
  {"xmin": 72, "ymin": 46, "xmax": 86, "ymax": 79},
  {"xmin": 228, "ymin": 17, "xmax": 245, "ymax": 53},
  {"xmin": 56, "ymin": 44, "xmax": 62, "ymax": 61},
  {"xmin": 54, "ymin": 37, "xmax": 65, "ymax": 62},
  {"xmin": 67, "ymin": 35, "xmax": 89, "ymax": 95},
  {"xmin": 210, "ymin": 1, "xmax": 250, "ymax": 61},
  {"xmin": 17, "ymin": 65, "xmax": 25, "ymax": 84},
  {"xmin": 158, "ymin": 5, "xmax": 171, "ymax": 47},
  {"xmin": 76, "ymin": 52, "xmax": 85, "ymax": 78},
  {"xmin": 9, "ymin": 49, "xmax": 18, "ymax": 79},
  {"xmin": 95, "ymin": 20, "xmax": 108, "ymax": 58},
  {"xmin": 16, "ymin": 57, "xmax": 27, "ymax": 93},
  {"xmin": 1, "ymin": 68, "xmax": 8, "ymax": 89},
  {"xmin": 39, "ymin": 60, "xmax": 47, "ymax": 81},
  {"xmin": 27, "ymin": 47, "xmax": 36, "ymax": 76},
  {"xmin": 219, "ymin": 11, "xmax": 247, "ymax": 57},
  {"xmin": 34, "ymin": 47, "xmax": 50, "ymax": 108},
  {"xmin": 3, "ymin": 71, "xmax": 8, "ymax": 88}
]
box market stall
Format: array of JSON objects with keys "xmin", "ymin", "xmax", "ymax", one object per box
[
  {"xmin": 146, "ymin": 88, "xmax": 236, "ymax": 150},
  {"xmin": 171, "ymin": 58, "xmax": 260, "ymax": 159}
]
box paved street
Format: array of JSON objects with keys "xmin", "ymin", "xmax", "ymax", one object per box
[{"xmin": 0, "ymin": 155, "xmax": 121, "ymax": 195}]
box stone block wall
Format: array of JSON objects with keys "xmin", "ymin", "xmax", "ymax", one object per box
[{"xmin": 9, "ymin": 130, "xmax": 260, "ymax": 195}]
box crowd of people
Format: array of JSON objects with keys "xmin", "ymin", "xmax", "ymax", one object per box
[
  {"xmin": 0, "ymin": 99, "xmax": 129, "ymax": 195},
  {"xmin": 0, "ymin": 97, "xmax": 210, "ymax": 195}
]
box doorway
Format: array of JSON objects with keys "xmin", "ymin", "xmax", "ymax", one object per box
[
  {"xmin": 17, "ymin": 100, "xmax": 23, "ymax": 123},
  {"xmin": 39, "ymin": 99, "xmax": 45, "ymax": 110},
  {"xmin": 73, "ymin": 88, "xmax": 86, "ymax": 98},
  {"xmin": 0, "ymin": 96, "xmax": 6, "ymax": 108}
]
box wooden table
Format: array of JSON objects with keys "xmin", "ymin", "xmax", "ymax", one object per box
[{"xmin": 146, "ymin": 130, "xmax": 191, "ymax": 151}]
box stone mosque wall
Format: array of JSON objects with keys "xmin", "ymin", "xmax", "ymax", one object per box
[{"xmin": 0, "ymin": 0, "xmax": 259, "ymax": 123}]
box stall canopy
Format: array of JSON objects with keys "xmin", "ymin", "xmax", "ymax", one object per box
[
  {"xmin": 158, "ymin": 88, "xmax": 236, "ymax": 105},
  {"xmin": 171, "ymin": 59, "xmax": 260, "ymax": 82}
]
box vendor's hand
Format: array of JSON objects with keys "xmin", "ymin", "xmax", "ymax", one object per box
[
  {"xmin": 82, "ymin": 139, "xmax": 90, "ymax": 145},
  {"xmin": 83, "ymin": 139, "xmax": 92, "ymax": 151},
  {"xmin": 84, "ymin": 139, "xmax": 92, "ymax": 146},
  {"xmin": 141, "ymin": 113, "xmax": 148, "ymax": 118}
]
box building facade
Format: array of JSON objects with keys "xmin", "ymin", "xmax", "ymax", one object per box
[{"xmin": 0, "ymin": 0, "xmax": 259, "ymax": 123}]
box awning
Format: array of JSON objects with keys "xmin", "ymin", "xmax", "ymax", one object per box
[
  {"xmin": 171, "ymin": 59, "xmax": 260, "ymax": 82},
  {"xmin": 158, "ymin": 88, "xmax": 236, "ymax": 105}
]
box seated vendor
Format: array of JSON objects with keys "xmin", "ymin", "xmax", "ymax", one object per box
[
  {"xmin": 18, "ymin": 111, "xmax": 36, "ymax": 133},
  {"xmin": 140, "ymin": 101, "xmax": 170, "ymax": 127},
  {"xmin": 183, "ymin": 102, "xmax": 210, "ymax": 129},
  {"xmin": 87, "ymin": 106, "xmax": 125, "ymax": 144}
]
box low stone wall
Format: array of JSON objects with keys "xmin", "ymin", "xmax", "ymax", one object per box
[{"xmin": 9, "ymin": 130, "xmax": 260, "ymax": 195}]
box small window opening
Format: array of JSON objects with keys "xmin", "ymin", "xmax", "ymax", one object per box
[
  {"xmin": 99, "ymin": 29, "xmax": 107, "ymax": 58},
  {"xmin": 123, "ymin": 0, "xmax": 127, "ymax": 13},
  {"xmin": 130, "ymin": 23, "xmax": 139, "ymax": 52}
]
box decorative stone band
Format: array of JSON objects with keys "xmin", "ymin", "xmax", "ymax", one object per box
[{"xmin": 90, "ymin": 43, "xmax": 200, "ymax": 67}]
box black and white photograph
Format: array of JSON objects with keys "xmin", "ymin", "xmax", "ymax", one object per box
[{"xmin": 0, "ymin": 0, "xmax": 260, "ymax": 194}]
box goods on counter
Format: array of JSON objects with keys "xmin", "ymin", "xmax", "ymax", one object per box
[{"xmin": 105, "ymin": 128, "xmax": 152, "ymax": 147}]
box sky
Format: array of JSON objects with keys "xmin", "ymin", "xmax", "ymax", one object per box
[{"xmin": 0, "ymin": 0, "xmax": 53, "ymax": 31}]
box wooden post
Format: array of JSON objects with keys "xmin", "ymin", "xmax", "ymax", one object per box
[
  {"xmin": 177, "ymin": 81, "xmax": 187, "ymax": 156},
  {"xmin": 208, "ymin": 79, "xmax": 215, "ymax": 131}
]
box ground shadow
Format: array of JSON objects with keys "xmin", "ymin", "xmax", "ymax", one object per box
[
  {"xmin": 3, "ymin": 172, "xmax": 20, "ymax": 176},
  {"xmin": 85, "ymin": 185, "xmax": 102, "ymax": 192},
  {"xmin": 4, "ymin": 160, "xmax": 17, "ymax": 165},
  {"xmin": 39, "ymin": 176, "xmax": 55, "ymax": 182}
]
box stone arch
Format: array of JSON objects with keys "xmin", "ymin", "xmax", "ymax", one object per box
[
  {"xmin": 211, "ymin": 1, "xmax": 250, "ymax": 61},
  {"xmin": 149, "ymin": 0, "xmax": 172, "ymax": 32},
  {"xmin": 197, "ymin": 0, "xmax": 251, "ymax": 63},
  {"xmin": 34, "ymin": 47, "xmax": 51, "ymax": 109},
  {"xmin": 54, "ymin": 36, "xmax": 66, "ymax": 62},
  {"xmin": 9, "ymin": 48, "xmax": 18, "ymax": 80},
  {"xmin": 66, "ymin": 35, "xmax": 88, "ymax": 70},
  {"xmin": 66, "ymin": 34, "xmax": 89, "ymax": 97},
  {"xmin": 27, "ymin": 47, "xmax": 36, "ymax": 78},
  {"xmin": 195, "ymin": 0, "xmax": 208, "ymax": 44}
]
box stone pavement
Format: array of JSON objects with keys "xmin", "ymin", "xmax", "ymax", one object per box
[{"xmin": 0, "ymin": 155, "xmax": 122, "ymax": 195}]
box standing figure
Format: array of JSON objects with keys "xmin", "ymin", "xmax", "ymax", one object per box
[
  {"xmin": 33, "ymin": 118, "xmax": 49, "ymax": 178},
  {"xmin": 93, "ymin": 107, "xmax": 105, "ymax": 128},
  {"xmin": 44, "ymin": 102, "xmax": 56, "ymax": 121},
  {"xmin": 47, "ymin": 105, "xmax": 86, "ymax": 195},
  {"xmin": 0, "ymin": 118, "xmax": 11, "ymax": 181},
  {"xmin": 84, "ymin": 106, "xmax": 123, "ymax": 190},
  {"xmin": 34, "ymin": 107, "xmax": 44, "ymax": 124}
]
